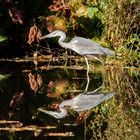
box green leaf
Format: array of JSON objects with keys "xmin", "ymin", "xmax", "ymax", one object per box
[
  {"xmin": 0, "ymin": 74, "xmax": 9, "ymax": 81},
  {"xmin": 87, "ymin": 7, "xmax": 99, "ymax": 19},
  {"xmin": 0, "ymin": 35, "xmax": 7, "ymax": 42}
]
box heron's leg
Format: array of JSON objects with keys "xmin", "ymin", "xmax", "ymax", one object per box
[
  {"xmin": 64, "ymin": 49, "xmax": 68, "ymax": 66},
  {"xmin": 88, "ymin": 81, "xmax": 105, "ymax": 94},
  {"xmin": 92, "ymin": 56, "xmax": 103, "ymax": 64},
  {"xmin": 84, "ymin": 57, "xmax": 90, "ymax": 92},
  {"xmin": 92, "ymin": 84, "xmax": 104, "ymax": 92}
]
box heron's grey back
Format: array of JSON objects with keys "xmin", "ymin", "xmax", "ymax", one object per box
[
  {"xmin": 70, "ymin": 37, "xmax": 114, "ymax": 56},
  {"xmin": 73, "ymin": 92, "xmax": 115, "ymax": 112}
]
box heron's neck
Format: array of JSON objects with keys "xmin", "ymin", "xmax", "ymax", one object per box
[
  {"xmin": 58, "ymin": 35, "xmax": 71, "ymax": 49},
  {"xmin": 59, "ymin": 99, "xmax": 73, "ymax": 108},
  {"xmin": 59, "ymin": 108, "xmax": 68, "ymax": 116}
]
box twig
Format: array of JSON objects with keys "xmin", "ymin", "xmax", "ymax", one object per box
[
  {"xmin": 0, "ymin": 125, "xmax": 56, "ymax": 132},
  {"xmin": 0, "ymin": 120, "xmax": 20, "ymax": 124},
  {"xmin": 46, "ymin": 132, "xmax": 74, "ymax": 137}
]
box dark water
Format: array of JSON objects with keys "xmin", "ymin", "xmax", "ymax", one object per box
[{"xmin": 0, "ymin": 60, "xmax": 139, "ymax": 140}]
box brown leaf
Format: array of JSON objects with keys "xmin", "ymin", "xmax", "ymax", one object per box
[
  {"xmin": 36, "ymin": 29, "xmax": 42, "ymax": 43},
  {"xmin": 27, "ymin": 24, "xmax": 38, "ymax": 44},
  {"xmin": 48, "ymin": 81, "xmax": 55, "ymax": 88},
  {"xmin": 8, "ymin": 7, "xmax": 23, "ymax": 24},
  {"xmin": 28, "ymin": 73, "xmax": 42, "ymax": 93},
  {"xmin": 37, "ymin": 74, "xmax": 42, "ymax": 87},
  {"xmin": 76, "ymin": 112, "xmax": 88, "ymax": 124},
  {"xmin": 49, "ymin": 5, "xmax": 64, "ymax": 12},
  {"xmin": 10, "ymin": 91, "xmax": 24, "ymax": 109},
  {"xmin": 28, "ymin": 73, "xmax": 38, "ymax": 92},
  {"xmin": 49, "ymin": 103, "xmax": 59, "ymax": 110},
  {"xmin": 47, "ymin": 79, "xmax": 68, "ymax": 97},
  {"xmin": 46, "ymin": 16, "xmax": 67, "ymax": 32},
  {"xmin": 49, "ymin": 0, "xmax": 69, "ymax": 12}
]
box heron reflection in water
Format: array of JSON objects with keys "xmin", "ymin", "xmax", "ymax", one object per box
[
  {"xmin": 41, "ymin": 30, "xmax": 114, "ymax": 91},
  {"xmin": 39, "ymin": 91, "xmax": 115, "ymax": 119}
]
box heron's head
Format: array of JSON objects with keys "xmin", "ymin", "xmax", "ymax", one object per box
[
  {"xmin": 41, "ymin": 30, "xmax": 66, "ymax": 40},
  {"xmin": 38, "ymin": 107, "xmax": 68, "ymax": 119}
]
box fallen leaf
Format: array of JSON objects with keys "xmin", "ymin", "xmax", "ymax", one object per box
[
  {"xmin": 27, "ymin": 24, "xmax": 38, "ymax": 44},
  {"xmin": 8, "ymin": 7, "xmax": 23, "ymax": 24},
  {"xmin": 10, "ymin": 91, "xmax": 24, "ymax": 109}
]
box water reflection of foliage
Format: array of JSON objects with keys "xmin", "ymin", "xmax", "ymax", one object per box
[
  {"xmin": 86, "ymin": 66, "xmax": 140, "ymax": 140},
  {"xmin": 0, "ymin": 66, "xmax": 139, "ymax": 139},
  {"xmin": 28, "ymin": 73, "xmax": 43, "ymax": 93}
]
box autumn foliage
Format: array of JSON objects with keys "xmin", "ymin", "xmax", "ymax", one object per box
[
  {"xmin": 27, "ymin": 25, "xmax": 42, "ymax": 44},
  {"xmin": 8, "ymin": 7, "xmax": 23, "ymax": 24}
]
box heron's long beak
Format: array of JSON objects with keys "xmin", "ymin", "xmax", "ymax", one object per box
[{"xmin": 40, "ymin": 34, "xmax": 50, "ymax": 40}]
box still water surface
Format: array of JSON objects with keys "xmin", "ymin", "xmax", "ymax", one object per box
[{"xmin": 0, "ymin": 60, "xmax": 139, "ymax": 140}]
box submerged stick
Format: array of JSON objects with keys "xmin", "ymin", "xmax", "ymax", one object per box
[{"xmin": 0, "ymin": 125, "xmax": 56, "ymax": 132}]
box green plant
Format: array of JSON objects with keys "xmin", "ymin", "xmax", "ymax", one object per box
[{"xmin": 103, "ymin": 0, "xmax": 140, "ymax": 66}]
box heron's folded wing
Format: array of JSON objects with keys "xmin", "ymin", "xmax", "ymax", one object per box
[
  {"xmin": 71, "ymin": 37, "xmax": 114, "ymax": 56},
  {"xmin": 73, "ymin": 92, "xmax": 115, "ymax": 112},
  {"xmin": 73, "ymin": 93, "xmax": 105, "ymax": 112}
]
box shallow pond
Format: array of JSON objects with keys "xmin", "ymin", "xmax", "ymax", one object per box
[{"xmin": 0, "ymin": 58, "xmax": 139, "ymax": 140}]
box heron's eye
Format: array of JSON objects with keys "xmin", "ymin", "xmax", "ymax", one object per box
[{"xmin": 63, "ymin": 105, "xmax": 69, "ymax": 109}]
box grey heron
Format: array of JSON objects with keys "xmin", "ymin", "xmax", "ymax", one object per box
[
  {"xmin": 41, "ymin": 30, "xmax": 114, "ymax": 91},
  {"xmin": 38, "ymin": 91, "xmax": 115, "ymax": 119}
]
